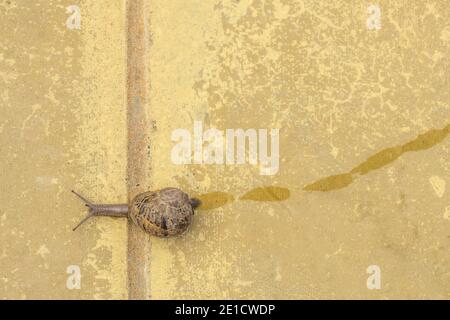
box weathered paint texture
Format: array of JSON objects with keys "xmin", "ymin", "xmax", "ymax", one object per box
[
  {"xmin": 0, "ymin": 1, "xmax": 127, "ymax": 299},
  {"xmin": 1, "ymin": 0, "xmax": 450, "ymax": 299},
  {"xmin": 146, "ymin": 0, "xmax": 450, "ymax": 299}
]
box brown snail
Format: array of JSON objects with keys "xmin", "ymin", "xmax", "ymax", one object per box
[{"xmin": 72, "ymin": 188, "xmax": 201, "ymax": 237}]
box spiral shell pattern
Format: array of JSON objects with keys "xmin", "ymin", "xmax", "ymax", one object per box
[{"xmin": 130, "ymin": 187, "xmax": 194, "ymax": 237}]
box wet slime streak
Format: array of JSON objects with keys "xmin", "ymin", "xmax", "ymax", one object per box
[
  {"xmin": 304, "ymin": 124, "xmax": 450, "ymax": 192},
  {"xmin": 195, "ymin": 186, "xmax": 290, "ymax": 210}
]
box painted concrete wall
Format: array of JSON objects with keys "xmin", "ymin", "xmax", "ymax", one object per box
[
  {"xmin": 1, "ymin": 0, "xmax": 449, "ymax": 299},
  {"xmin": 0, "ymin": 1, "xmax": 127, "ymax": 299},
  {"xmin": 146, "ymin": 0, "xmax": 449, "ymax": 299}
]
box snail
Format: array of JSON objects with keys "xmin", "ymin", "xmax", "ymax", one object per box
[{"xmin": 72, "ymin": 188, "xmax": 201, "ymax": 237}]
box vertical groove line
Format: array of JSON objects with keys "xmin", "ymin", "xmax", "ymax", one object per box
[{"xmin": 126, "ymin": 0, "xmax": 152, "ymax": 300}]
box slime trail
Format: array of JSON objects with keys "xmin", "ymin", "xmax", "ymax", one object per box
[
  {"xmin": 195, "ymin": 186, "xmax": 290, "ymax": 210},
  {"xmin": 304, "ymin": 124, "xmax": 450, "ymax": 192}
]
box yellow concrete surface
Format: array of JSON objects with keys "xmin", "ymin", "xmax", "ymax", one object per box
[
  {"xmin": 1, "ymin": 0, "xmax": 449, "ymax": 299},
  {"xmin": 147, "ymin": 0, "xmax": 449, "ymax": 299},
  {"xmin": 0, "ymin": 1, "xmax": 127, "ymax": 299}
]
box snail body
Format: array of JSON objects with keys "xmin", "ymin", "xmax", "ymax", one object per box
[{"xmin": 72, "ymin": 188, "xmax": 200, "ymax": 237}]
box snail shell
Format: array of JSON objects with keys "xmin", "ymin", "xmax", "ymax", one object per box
[{"xmin": 130, "ymin": 187, "xmax": 196, "ymax": 237}]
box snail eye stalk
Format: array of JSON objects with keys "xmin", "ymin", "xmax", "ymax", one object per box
[{"xmin": 71, "ymin": 190, "xmax": 128, "ymax": 231}]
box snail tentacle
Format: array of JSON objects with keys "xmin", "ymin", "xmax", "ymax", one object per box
[{"xmin": 71, "ymin": 190, "xmax": 128, "ymax": 231}]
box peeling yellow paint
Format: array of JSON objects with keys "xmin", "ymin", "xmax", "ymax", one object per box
[
  {"xmin": 429, "ymin": 175, "xmax": 446, "ymax": 198},
  {"xmin": 75, "ymin": 0, "xmax": 127, "ymax": 299},
  {"xmin": 0, "ymin": 0, "xmax": 127, "ymax": 299},
  {"xmin": 146, "ymin": 0, "xmax": 450, "ymax": 299},
  {"xmin": 1, "ymin": 0, "xmax": 449, "ymax": 300}
]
